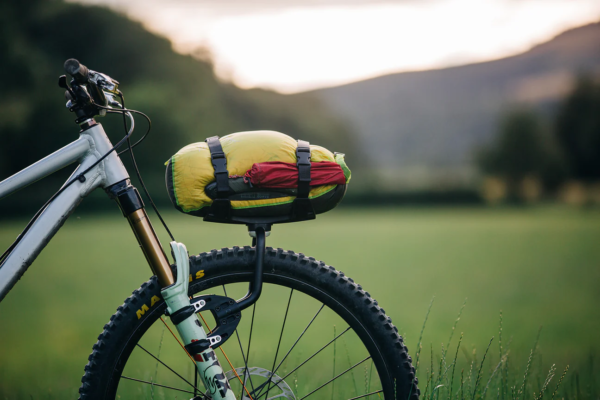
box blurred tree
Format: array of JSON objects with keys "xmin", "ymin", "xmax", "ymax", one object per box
[
  {"xmin": 555, "ymin": 75, "xmax": 600, "ymax": 182},
  {"xmin": 477, "ymin": 109, "xmax": 566, "ymax": 201}
]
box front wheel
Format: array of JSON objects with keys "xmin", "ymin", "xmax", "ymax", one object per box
[{"xmin": 79, "ymin": 247, "xmax": 419, "ymax": 400}]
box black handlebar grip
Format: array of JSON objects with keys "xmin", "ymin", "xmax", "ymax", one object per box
[{"xmin": 64, "ymin": 59, "xmax": 89, "ymax": 84}]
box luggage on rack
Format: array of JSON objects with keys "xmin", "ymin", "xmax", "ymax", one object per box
[{"xmin": 165, "ymin": 130, "xmax": 351, "ymax": 224}]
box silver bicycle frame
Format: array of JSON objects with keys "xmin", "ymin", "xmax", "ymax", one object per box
[
  {"xmin": 0, "ymin": 123, "xmax": 129, "ymax": 300},
  {"xmin": 0, "ymin": 121, "xmax": 235, "ymax": 398}
]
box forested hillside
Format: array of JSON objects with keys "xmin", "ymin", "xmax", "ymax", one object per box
[{"xmin": 0, "ymin": 0, "xmax": 359, "ymax": 215}]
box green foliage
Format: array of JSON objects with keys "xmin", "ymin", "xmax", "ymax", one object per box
[
  {"xmin": 555, "ymin": 75, "xmax": 600, "ymax": 182},
  {"xmin": 0, "ymin": 0, "xmax": 359, "ymax": 215},
  {"xmin": 477, "ymin": 109, "xmax": 566, "ymax": 198},
  {"xmin": 478, "ymin": 76, "xmax": 600, "ymax": 200},
  {"xmin": 478, "ymin": 109, "xmax": 548, "ymax": 182},
  {"xmin": 414, "ymin": 305, "xmax": 592, "ymax": 400}
]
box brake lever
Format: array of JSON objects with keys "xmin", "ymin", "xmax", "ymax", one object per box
[
  {"xmin": 89, "ymin": 70, "xmax": 120, "ymax": 95},
  {"xmin": 58, "ymin": 75, "xmax": 77, "ymax": 101},
  {"xmin": 105, "ymin": 93, "xmax": 122, "ymax": 108}
]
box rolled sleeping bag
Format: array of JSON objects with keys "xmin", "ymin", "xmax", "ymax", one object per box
[{"xmin": 165, "ymin": 130, "xmax": 351, "ymax": 220}]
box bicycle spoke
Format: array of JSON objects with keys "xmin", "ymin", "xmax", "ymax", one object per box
[
  {"xmin": 223, "ymin": 284, "xmax": 257, "ymax": 397},
  {"xmin": 347, "ymin": 389, "xmax": 384, "ymax": 400},
  {"xmin": 250, "ymin": 326, "xmax": 352, "ymax": 398},
  {"xmin": 235, "ymin": 329, "xmax": 257, "ymax": 396},
  {"xmin": 120, "ymin": 276, "xmax": 388, "ymax": 399},
  {"xmin": 121, "ymin": 375, "xmax": 195, "ymax": 394},
  {"xmin": 159, "ymin": 316, "xmax": 197, "ymax": 366},
  {"xmin": 194, "ymin": 367, "xmax": 199, "ymax": 397},
  {"xmin": 246, "ymin": 302, "xmax": 257, "ymax": 370},
  {"xmin": 136, "ymin": 343, "xmax": 203, "ymax": 394},
  {"xmin": 273, "ymin": 304, "xmax": 325, "ymax": 374},
  {"xmin": 255, "ymin": 304, "xmax": 325, "ymax": 398},
  {"xmin": 298, "ymin": 356, "xmax": 371, "ymax": 400},
  {"xmin": 263, "ymin": 289, "xmax": 294, "ymax": 400},
  {"xmin": 151, "ymin": 324, "xmax": 166, "ymax": 398}
]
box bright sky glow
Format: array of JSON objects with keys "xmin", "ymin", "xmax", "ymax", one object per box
[{"xmin": 72, "ymin": 0, "xmax": 600, "ymax": 93}]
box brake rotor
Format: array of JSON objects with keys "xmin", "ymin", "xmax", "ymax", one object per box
[{"xmin": 225, "ymin": 367, "xmax": 296, "ymax": 400}]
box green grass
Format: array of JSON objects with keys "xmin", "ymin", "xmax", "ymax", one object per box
[{"xmin": 0, "ymin": 207, "xmax": 599, "ymax": 398}]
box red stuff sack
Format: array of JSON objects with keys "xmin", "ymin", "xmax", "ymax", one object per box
[{"xmin": 245, "ymin": 161, "xmax": 347, "ymax": 188}]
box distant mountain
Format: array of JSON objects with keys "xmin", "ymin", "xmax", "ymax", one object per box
[{"xmin": 303, "ymin": 22, "xmax": 600, "ymax": 189}]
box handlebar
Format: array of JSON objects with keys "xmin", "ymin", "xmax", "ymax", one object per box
[
  {"xmin": 64, "ymin": 59, "xmax": 89, "ymax": 84},
  {"xmin": 61, "ymin": 58, "xmax": 121, "ymax": 123}
]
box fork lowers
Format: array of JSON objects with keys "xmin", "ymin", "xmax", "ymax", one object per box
[{"xmin": 106, "ymin": 180, "xmax": 175, "ymax": 287}]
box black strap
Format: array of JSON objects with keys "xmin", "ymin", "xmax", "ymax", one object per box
[
  {"xmin": 205, "ymin": 136, "xmax": 231, "ymax": 219},
  {"xmin": 205, "ymin": 136, "xmax": 229, "ymax": 198},
  {"xmin": 168, "ymin": 305, "xmax": 195, "ymax": 325},
  {"xmin": 296, "ymin": 140, "xmax": 311, "ymax": 198},
  {"xmin": 185, "ymin": 339, "xmax": 211, "ymax": 355}
]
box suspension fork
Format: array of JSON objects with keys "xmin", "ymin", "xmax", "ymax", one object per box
[
  {"xmin": 164, "ymin": 241, "xmax": 236, "ymax": 399},
  {"xmin": 164, "ymin": 226, "xmax": 269, "ymax": 400},
  {"xmin": 106, "ymin": 180, "xmax": 175, "ymax": 287},
  {"xmin": 107, "ymin": 180, "xmax": 237, "ymax": 399}
]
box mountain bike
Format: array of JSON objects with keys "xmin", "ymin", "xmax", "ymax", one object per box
[{"xmin": 0, "ymin": 60, "xmax": 419, "ymax": 400}]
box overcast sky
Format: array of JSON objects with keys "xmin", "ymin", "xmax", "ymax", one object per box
[{"xmin": 72, "ymin": 0, "xmax": 600, "ymax": 93}]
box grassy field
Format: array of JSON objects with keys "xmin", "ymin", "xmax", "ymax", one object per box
[{"xmin": 0, "ymin": 207, "xmax": 598, "ymax": 398}]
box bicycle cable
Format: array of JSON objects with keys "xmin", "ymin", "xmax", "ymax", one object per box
[
  {"xmin": 112, "ymin": 92, "xmax": 175, "ymax": 242},
  {"xmin": 0, "ymin": 102, "xmax": 164, "ymax": 265},
  {"xmin": 115, "ymin": 106, "xmax": 150, "ymax": 155}
]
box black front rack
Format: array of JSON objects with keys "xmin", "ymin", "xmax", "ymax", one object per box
[{"xmin": 175, "ymin": 223, "xmax": 272, "ymax": 354}]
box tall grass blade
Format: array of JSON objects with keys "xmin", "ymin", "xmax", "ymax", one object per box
[
  {"xmin": 482, "ymin": 360, "xmax": 503, "ymax": 400},
  {"xmin": 518, "ymin": 349, "xmax": 534, "ymax": 400},
  {"xmin": 424, "ymin": 368, "xmax": 433, "ymax": 400},
  {"xmin": 438, "ymin": 343, "xmax": 447, "ymax": 400},
  {"xmin": 502, "ymin": 337, "xmax": 514, "ymax": 400},
  {"xmin": 365, "ymin": 365, "xmax": 368, "ymax": 399},
  {"xmin": 438, "ymin": 343, "xmax": 446, "ymax": 388},
  {"xmin": 151, "ymin": 324, "xmax": 166, "ymax": 399},
  {"xmin": 343, "ymin": 336, "xmax": 359, "ymax": 396},
  {"xmin": 472, "ymin": 337, "xmax": 494, "ymax": 400},
  {"xmin": 424, "ymin": 344, "xmax": 435, "ymax": 400},
  {"xmin": 536, "ymin": 364, "xmax": 556, "ymax": 400},
  {"xmin": 550, "ymin": 365, "xmax": 569, "ymax": 400},
  {"xmin": 415, "ymin": 296, "xmax": 435, "ymax": 375},
  {"xmin": 466, "ymin": 359, "xmax": 475, "ymax": 400},
  {"xmin": 519, "ymin": 327, "xmax": 543, "ymax": 400},
  {"xmin": 498, "ymin": 311, "xmax": 503, "ymax": 370},
  {"xmin": 445, "ymin": 298, "xmax": 468, "ymax": 360},
  {"xmin": 498, "ymin": 311, "xmax": 506, "ymax": 400},
  {"xmin": 331, "ymin": 325, "xmax": 336, "ymax": 400},
  {"xmin": 449, "ymin": 333, "xmax": 464, "ymax": 400},
  {"xmin": 460, "ymin": 369, "xmax": 465, "ymax": 400},
  {"xmin": 367, "ymin": 360, "xmax": 374, "ymax": 399}
]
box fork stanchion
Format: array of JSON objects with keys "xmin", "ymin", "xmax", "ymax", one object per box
[{"xmin": 107, "ymin": 180, "xmax": 175, "ymax": 287}]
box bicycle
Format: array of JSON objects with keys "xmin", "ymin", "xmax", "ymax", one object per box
[{"xmin": 0, "ymin": 59, "xmax": 420, "ymax": 400}]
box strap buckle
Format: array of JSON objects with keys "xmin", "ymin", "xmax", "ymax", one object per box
[
  {"xmin": 296, "ymin": 140, "xmax": 311, "ymax": 165},
  {"xmin": 296, "ymin": 139, "xmax": 312, "ymax": 193},
  {"xmin": 211, "ymin": 157, "xmax": 228, "ymax": 174},
  {"xmin": 210, "ymin": 150, "xmax": 226, "ymax": 159}
]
